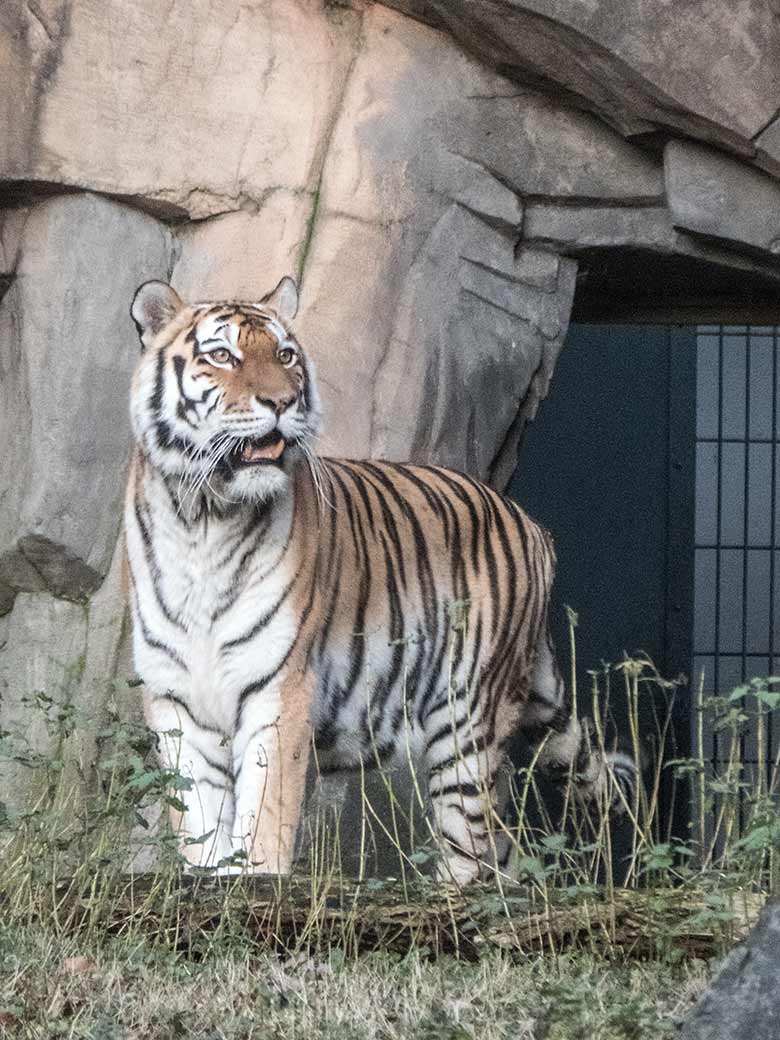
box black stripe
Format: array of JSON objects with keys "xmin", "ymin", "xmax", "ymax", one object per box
[
  {"xmin": 132, "ymin": 496, "xmax": 186, "ymax": 630},
  {"xmin": 347, "ymin": 462, "xmax": 409, "ymax": 592},
  {"xmin": 426, "ymin": 469, "xmax": 482, "ymax": 574},
  {"xmin": 313, "ymin": 741, "xmax": 395, "ymax": 774},
  {"xmin": 210, "ymin": 506, "xmax": 279, "ymax": 621},
  {"xmin": 212, "ymin": 511, "xmax": 265, "ymax": 572},
  {"xmin": 234, "ymin": 551, "xmax": 319, "ymax": 730},
  {"xmin": 427, "ymin": 737, "xmax": 489, "ymax": 777},
  {"xmin": 133, "ymin": 601, "xmax": 187, "ymax": 670},
  {"xmin": 233, "ymin": 709, "xmax": 300, "ymax": 784},
  {"xmin": 152, "ymin": 691, "xmax": 224, "ymax": 736},
  {"xmin": 444, "ymin": 803, "xmax": 491, "ymax": 825},
  {"xmin": 150, "ymin": 342, "xmax": 167, "ymax": 416},
  {"xmin": 439, "ymin": 831, "xmax": 480, "ymax": 861},
  {"xmin": 197, "ymin": 746, "xmax": 234, "ymax": 781},
  {"xmin": 429, "ymin": 781, "xmax": 485, "ymax": 800},
  {"xmin": 424, "ymin": 712, "xmax": 472, "ymax": 755},
  {"xmin": 329, "ymin": 460, "xmax": 377, "ymax": 536},
  {"xmin": 331, "ymin": 497, "xmax": 372, "ymax": 713},
  {"xmin": 193, "ymin": 777, "xmax": 229, "ymax": 792},
  {"xmin": 368, "ymin": 532, "xmax": 407, "ymax": 718},
  {"xmin": 315, "ymin": 545, "xmax": 343, "ymax": 656},
  {"xmin": 362, "ymin": 463, "xmax": 438, "ymax": 634},
  {"xmin": 390, "ymin": 465, "xmax": 467, "ymax": 599},
  {"xmin": 325, "ymin": 464, "xmax": 361, "ymax": 556},
  {"xmin": 221, "ymin": 569, "xmax": 299, "ymax": 651},
  {"xmin": 155, "ymin": 419, "xmax": 194, "ymax": 455}
]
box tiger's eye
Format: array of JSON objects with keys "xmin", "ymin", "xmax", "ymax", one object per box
[
  {"xmin": 278, "ymin": 347, "xmax": 296, "ymax": 368},
  {"xmin": 207, "ymin": 348, "xmax": 232, "ymax": 365}
]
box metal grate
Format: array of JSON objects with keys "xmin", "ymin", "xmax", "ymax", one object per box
[{"xmin": 692, "ymin": 324, "xmax": 780, "ymax": 785}]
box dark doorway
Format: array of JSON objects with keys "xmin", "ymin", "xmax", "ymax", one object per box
[
  {"xmin": 510, "ymin": 324, "xmax": 696, "ymax": 700},
  {"xmin": 509, "ymin": 324, "xmax": 697, "ymax": 838}
]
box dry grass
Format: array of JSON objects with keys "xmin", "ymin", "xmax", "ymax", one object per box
[
  {"xmin": 1, "ymin": 627, "xmax": 779, "ymax": 1037},
  {"xmin": 0, "ymin": 922, "xmax": 710, "ymax": 1039}
]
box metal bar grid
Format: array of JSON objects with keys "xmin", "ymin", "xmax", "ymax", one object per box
[
  {"xmin": 712, "ymin": 326, "xmax": 723, "ymax": 773},
  {"xmin": 740, "ymin": 330, "xmax": 751, "ymax": 828},
  {"xmin": 769, "ymin": 328, "xmax": 777, "ymax": 776},
  {"xmin": 693, "ymin": 324, "xmax": 780, "ymax": 802}
]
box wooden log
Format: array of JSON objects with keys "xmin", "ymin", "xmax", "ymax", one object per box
[{"xmin": 20, "ymin": 873, "xmax": 762, "ymax": 960}]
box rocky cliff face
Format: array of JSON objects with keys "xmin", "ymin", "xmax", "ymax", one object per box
[{"xmin": 1, "ymin": 0, "xmax": 779, "ymax": 837}]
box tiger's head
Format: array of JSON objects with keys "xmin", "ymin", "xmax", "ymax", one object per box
[{"xmin": 129, "ymin": 276, "xmax": 321, "ymax": 505}]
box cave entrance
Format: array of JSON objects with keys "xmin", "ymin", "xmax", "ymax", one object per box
[
  {"xmin": 510, "ymin": 323, "xmax": 695, "ymax": 842},
  {"xmin": 510, "ymin": 250, "xmax": 780, "ymax": 841}
]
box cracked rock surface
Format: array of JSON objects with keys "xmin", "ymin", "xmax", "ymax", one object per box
[
  {"xmin": 0, "ymin": 193, "xmax": 175, "ymax": 576},
  {"xmin": 0, "ymin": 0, "xmax": 362, "ymax": 220},
  {"xmin": 381, "ymin": 0, "xmax": 780, "ymax": 158}
]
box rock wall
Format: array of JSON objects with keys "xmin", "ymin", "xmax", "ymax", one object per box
[
  {"xmin": 1, "ymin": 1, "xmax": 779, "ymax": 854},
  {"xmin": 680, "ymin": 901, "xmax": 780, "ymax": 1040}
]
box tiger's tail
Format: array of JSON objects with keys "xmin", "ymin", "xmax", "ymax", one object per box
[{"xmin": 521, "ymin": 622, "xmax": 638, "ymax": 812}]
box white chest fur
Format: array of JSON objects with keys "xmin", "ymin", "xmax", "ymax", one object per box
[{"xmin": 126, "ymin": 473, "xmax": 297, "ymax": 736}]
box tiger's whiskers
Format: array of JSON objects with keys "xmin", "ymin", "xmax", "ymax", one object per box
[
  {"xmin": 178, "ymin": 432, "xmax": 235, "ymax": 512},
  {"xmin": 300, "ymin": 437, "xmax": 335, "ymax": 514}
]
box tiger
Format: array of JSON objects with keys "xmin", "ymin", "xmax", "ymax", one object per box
[{"xmin": 125, "ymin": 274, "xmax": 636, "ymax": 885}]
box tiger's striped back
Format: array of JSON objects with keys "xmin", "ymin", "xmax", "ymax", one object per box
[{"xmin": 304, "ymin": 460, "xmax": 551, "ymax": 766}]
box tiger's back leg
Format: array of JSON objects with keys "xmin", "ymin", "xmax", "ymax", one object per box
[
  {"xmin": 423, "ymin": 689, "xmax": 504, "ymax": 886},
  {"xmin": 522, "ymin": 624, "xmax": 637, "ymax": 808}
]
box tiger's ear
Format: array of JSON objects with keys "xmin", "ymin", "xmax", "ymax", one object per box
[
  {"xmin": 262, "ymin": 276, "xmax": 298, "ymax": 323},
  {"xmin": 131, "ymin": 281, "xmax": 185, "ymax": 349}
]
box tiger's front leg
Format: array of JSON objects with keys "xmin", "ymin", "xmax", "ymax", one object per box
[
  {"xmin": 144, "ymin": 691, "xmax": 235, "ymax": 868},
  {"xmin": 231, "ymin": 667, "xmax": 314, "ymax": 874}
]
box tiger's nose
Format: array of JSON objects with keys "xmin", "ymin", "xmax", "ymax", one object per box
[{"xmin": 255, "ymin": 391, "xmax": 296, "ymax": 416}]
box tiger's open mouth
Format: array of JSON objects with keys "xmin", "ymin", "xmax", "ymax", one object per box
[{"xmin": 232, "ymin": 430, "xmax": 286, "ymax": 467}]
